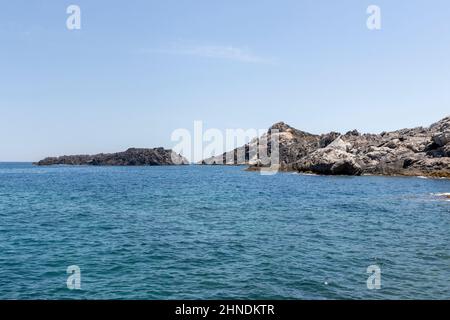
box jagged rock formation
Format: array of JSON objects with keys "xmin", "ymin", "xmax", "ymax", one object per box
[
  {"xmin": 201, "ymin": 116, "xmax": 450, "ymax": 177},
  {"xmin": 34, "ymin": 148, "xmax": 188, "ymax": 166},
  {"xmin": 201, "ymin": 122, "xmax": 322, "ymax": 167}
]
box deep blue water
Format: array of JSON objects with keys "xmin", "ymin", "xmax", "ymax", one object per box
[{"xmin": 0, "ymin": 162, "xmax": 449, "ymax": 300}]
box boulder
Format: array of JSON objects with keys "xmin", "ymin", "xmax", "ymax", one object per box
[
  {"xmin": 433, "ymin": 132, "xmax": 450, "ymax": 147},
  {"xmin": 326, "ymin": 137, "xmax": 352, "ymax": 152},
  {"xmin": 294, "ymin": 148, "xmax": 362, "ymax": 176}
]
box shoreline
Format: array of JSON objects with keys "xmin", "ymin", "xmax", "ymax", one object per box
[
  {"xmin": 2, "ymin": 162, "xmax": 450, "ymax": 180},
  {"xmin": 245, "ymin": 165, "xmax": 450, "ymax": 179}
]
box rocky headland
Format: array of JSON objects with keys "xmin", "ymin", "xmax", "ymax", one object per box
[
  {"xmin": 34, "ymin": 148, "xmax": 188, "ymax": 166},
  {"xmin": 201, "ymin": 116, "xmax": 450, "ymax": 178}
]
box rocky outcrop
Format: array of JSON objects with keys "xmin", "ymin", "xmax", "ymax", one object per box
[
  {"xmin": 201, "ymin": 116, "xmax": 450, "ymax": 178},
  {"xmin": 34, "ymin": 148, "xmax": 189, "ymax": 166},
  {"xmin": 293, "ymin": 142, "xmax": 362, "ymax": 176},
  {"xmin": 200, "ymin": 122, "xmax": 322, "ymax": 167}
]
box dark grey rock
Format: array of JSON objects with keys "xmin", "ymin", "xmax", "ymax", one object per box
[{"xmin": 34, "ymin": 148, "xmax": 188, "ymax": 166}]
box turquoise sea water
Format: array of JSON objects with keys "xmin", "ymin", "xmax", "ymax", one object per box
[{"xmin": 0, "ymin": 162, "xmax": 449, "ymax": 300}]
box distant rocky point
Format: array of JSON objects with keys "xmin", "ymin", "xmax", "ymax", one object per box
[
  {"xmin": 201, "ymin": 116, "xmax": 450, "ymax": 178},
  {"xmin": 34, "ymin": 148, "xmax": 188, "ymax": 166}
]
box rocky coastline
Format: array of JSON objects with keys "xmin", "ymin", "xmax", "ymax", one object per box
[
  {"xmin": 34, "ymin": 117, "xmax": 450, "ymax": 177},
  {"xmin": 201, "ymin": 116, "xmax": 450, "ymax": 178},
  {"xmin": 34, "ymin": 148, "xmax": 188, "ymax": 166}
]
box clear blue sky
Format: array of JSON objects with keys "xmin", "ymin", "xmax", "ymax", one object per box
[{"xmin": 1, "ymin": 0, "xmax": 449, "ymax": 161}]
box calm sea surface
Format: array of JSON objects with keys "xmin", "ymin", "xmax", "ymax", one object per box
[{"xmin": 0, "ymin": 163, "xmax": 449, "ymax": 299}]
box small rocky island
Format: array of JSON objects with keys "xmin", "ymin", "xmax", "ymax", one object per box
[
  {"xmin": 34, "ymin": 148, "xmax": 188, "ymax": 166},
  {"xmin": 201, "ymin": 116, "xmax": 450, "ymax": 178}
]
